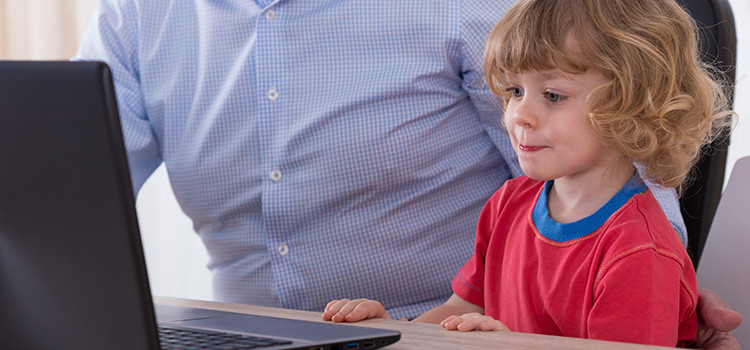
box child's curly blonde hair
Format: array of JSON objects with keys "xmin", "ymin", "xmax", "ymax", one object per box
[{"xmin": 484, "ymin": 0, "xmax": 734, "ymax": 191}]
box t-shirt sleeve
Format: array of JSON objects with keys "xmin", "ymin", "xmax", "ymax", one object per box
[
  {"xmin": 451, "ymin": 246, "xmax": 486, "ymax": 308},
  {"xmin": 451, "ymin": 186, "xmax": 507, "ymax": 308}
]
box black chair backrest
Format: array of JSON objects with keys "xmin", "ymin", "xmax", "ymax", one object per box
[{"xmin": 676, "ymin": 0, "xmax": 736, "ymax": 269}]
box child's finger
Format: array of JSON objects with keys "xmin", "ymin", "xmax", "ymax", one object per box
[
  {"xmin": 331, "ymin": 299, "xmax": 367, "ymax": 322},
  {"xmin": 457, "ymin": 314, "xmax": 508, "ymax": 332},
  {"xmin": 345, "ymin": 300, "xmax": 390, "ymax": 321},
  {"xmin": 440, "ymin": 314, "xmax": 465, "ymax": 330},
  {"xmin": 325, "ymin": 299, "xmax": 350, "ymax": 312},
  {"xmin": 322, "ymin": 299, "xmax": 352, "ymax": 320},
  {"xmin": 478, "ymin": 320, "xmax": 508, "ymax": 332},
  {"xmin": 324, "ymin": 299, "xmax": 339, "ymax": 312},
  {"xmin": 343, "ymin": 303, "xmax": 372, "ymax": 322},
  {"xmin": 456, "ymin": 315, "xmax": 486, "ymax": 332},
  {"xmin": 440, "ymin": 313, "xmax": 484, "ymax": 331}
]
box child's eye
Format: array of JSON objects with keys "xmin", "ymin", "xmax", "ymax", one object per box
[
  {"xmin": 545, "ymin": 91, "xmax": 564, "ymax": 102},
  {"xmin": 506, "ymin": 87, "xmax": 524, "ymax": 98}
]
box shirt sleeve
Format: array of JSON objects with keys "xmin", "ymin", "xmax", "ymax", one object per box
[
  {"xmin": 589, "ymin": 247, "xmax": 698, "ymax": 346},
  {"xmin": 636, "ymin": 164, "xmax": 688, "ymax": 246},
  {"xmin": 458, "ymin": 0, "xmax": 523, "ymax": 179},
  {"xmin": 74, "ymin": 0, "xmax": 163, "ymax": 195}
]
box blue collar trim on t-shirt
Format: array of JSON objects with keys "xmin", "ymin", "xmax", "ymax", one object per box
[{"xmin": 532, "ymin": 174, "xmax": 648, "ymax": 242}]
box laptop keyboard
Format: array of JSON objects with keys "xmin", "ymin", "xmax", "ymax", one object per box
[{"xmin": 158, "ymin": 326, "xmax": 293, "ymax": 349}]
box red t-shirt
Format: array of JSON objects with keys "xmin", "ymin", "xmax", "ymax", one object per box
[{"xmin": 452, "ymin": 176, "xmax": 698, "ymax": 347}]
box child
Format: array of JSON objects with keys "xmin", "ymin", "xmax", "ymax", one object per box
[{"xmin": 321, "ymin": 0, "xmax": 732, "ymax": 346}]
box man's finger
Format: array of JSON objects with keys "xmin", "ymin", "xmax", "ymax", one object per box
[{"xmin": 698, "ymin": 288, "xmax": 743, "ymax": 332}]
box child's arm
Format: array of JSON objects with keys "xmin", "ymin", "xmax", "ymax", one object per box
[
  {"xmin": 412, "ymin": 293, "xmax": 482, "ymax": 323},
  {"xmin": 415, "ymin": 294, "xmax": 508, "ymax": 331},
  {"xmin": 320, "ymin": 294, "xmax": 478, "ymax": 323},
  {"xmin": 321, "ymin": 294, "xmax": 507, "ymax": 331}
]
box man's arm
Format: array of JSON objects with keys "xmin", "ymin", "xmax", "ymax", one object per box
[
  {"xmin": 75, "ymin": 0, "xmax": 163, "ymax": 195},
  {"xmin": 644, "ymin": 180, "xmax": 688, "ymax": 245},
  {"xmin": 634, "ymin": 162, "xmax": 688, "ymax": 244}
]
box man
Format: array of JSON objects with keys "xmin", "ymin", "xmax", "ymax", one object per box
[{"xmin": 76, "ymin": 1, "xmax": 739, "ymax": 347}]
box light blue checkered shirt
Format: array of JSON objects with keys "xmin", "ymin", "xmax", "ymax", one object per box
[{"xmin": 76, "ymin": 0, "xmax": 686, "ymax": 319}]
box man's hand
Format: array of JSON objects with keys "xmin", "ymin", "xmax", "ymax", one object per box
[{"xmin": 696, "ymin": 288, "xmax": 743, "ymax": 350}]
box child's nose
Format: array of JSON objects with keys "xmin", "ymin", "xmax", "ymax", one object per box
[{"xmin": 510, "ymin": 99, "xmax": 537, "ymax": 129}]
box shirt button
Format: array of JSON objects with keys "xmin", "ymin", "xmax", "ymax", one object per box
[
  {"xmin": 265, "ymin": 9, "xmax": 276, "ymax": 21},
  {"xmin": 269, "ymin": 168, "xmax": 282, "ymax": 182},
  {"xmin": 267, "ymin": 88, "xmax": 279, "ymax": 101},
  {"xmin": 277, "ymin": 244, "xmax": 289, "ymax": 256}
]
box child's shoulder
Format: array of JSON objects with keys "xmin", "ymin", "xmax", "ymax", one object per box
[
  {"xmin": 601, "ymin": 188, "xmax": 689, "ymax": 259},
  {"xmin": 482, "ymin": 176, "xmax": 544, "ymax": 216},
  {"xmin": 488, "ymin": 176, "xmax": 544, "ymax": 204},
  {"xmin": 596, "ymin": 189, "xmax": 697, "ymax": 298}
]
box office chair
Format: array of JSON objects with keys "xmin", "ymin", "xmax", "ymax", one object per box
[{"xmin": 675, "ymin": 0, "xmax": 736, "ymax": 269}]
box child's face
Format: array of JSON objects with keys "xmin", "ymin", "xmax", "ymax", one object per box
[{"xmin": 503, "ymin": 68, "xmax": 616, "ymax": 182}]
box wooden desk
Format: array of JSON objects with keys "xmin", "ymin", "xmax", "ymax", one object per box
[{"xmin": 155, "ymin": 296, "xmax": 673, "ymax": 350}]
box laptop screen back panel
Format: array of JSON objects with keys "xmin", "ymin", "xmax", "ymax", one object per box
[
  {"xmin": 0, "ymin": 61, "xmax": 159, "ymax": 350},
  {"xmin": 0, "ymin": 60, "xmax": 400, "ymax": 350}
]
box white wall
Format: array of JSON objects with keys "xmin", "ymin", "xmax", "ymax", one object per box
[
  {"xmin": 137, "ymin": 166, "xmax": 211, "ymax": 300},
  {"xmin": 726, "ymin": 0, "xmax": 750, "ymax": 177}
]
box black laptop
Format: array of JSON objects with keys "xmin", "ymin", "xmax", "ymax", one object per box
[{"xmin": 0, "ymin": 61, "xmax": 400, "ymax": 350}]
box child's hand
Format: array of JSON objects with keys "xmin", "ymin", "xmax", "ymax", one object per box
[
  {"xmin": 440, "ymin": 312, "xmax": 509, "ymax": 332},
  {"xmin": 322, "ymin": 298, "xmax": 392, "ymax": 323}
]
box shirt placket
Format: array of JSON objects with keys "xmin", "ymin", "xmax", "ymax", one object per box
[{"xmin": 254, "ymin": 0, "xmax": 300, "ymax": 309}]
